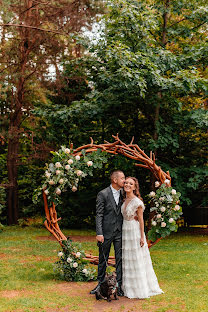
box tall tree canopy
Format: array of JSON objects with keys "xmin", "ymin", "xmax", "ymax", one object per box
[
  {"xmin": 0, "ymin": 0, "xmax": 102, "ymax": 224},
  {"xmin": 0, "ymin": 0, "xmax": 207, "ymax": 227},
  {"xmin": 37, "ymin": 0, "xmax": 207, "ymax": 223}
]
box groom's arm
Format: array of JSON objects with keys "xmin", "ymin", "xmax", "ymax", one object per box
[{"xmin": 96, "ymin": 191, "xmax": 105, "ymax": 242}]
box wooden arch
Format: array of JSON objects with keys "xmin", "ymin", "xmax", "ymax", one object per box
[{"xmin": 43, "ymin": 135, "xmax": 171, "ymax": 265}]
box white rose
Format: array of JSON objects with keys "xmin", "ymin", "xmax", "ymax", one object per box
[
  {"xmin": 169, "ymin": 218, "xmax": 174, "ymax": 223},
  {"xmin": 45, "ymin": 172, "xmax": 51, "ymax": 178},
  {"xmin": 65, "ymin": 148, "xmax": 70, "ymax": 154},
  {"xmin": 72, "ymin": 186, "xmax": 77, "ymax": 192},
  {"xmin": 159, "ymin": 197, "xmax": 165, "ymax": 201},
  {"xmin": 160, "ymin": 206, "xmax": 166, "ymax": 212},
  {"xmin": 65, "ymin": 165, "xmax": 70, "ymax": 170},
  {"xmin": 82, "ymin": 268, "xmax": 88, "ymax": 274},
  {"xmin": 58, "ymin": 252, "xmax": 63, "ymax": 257},
  {"xmin": 76, "ymin": 252, "xmax": 81, "ymax": 258},
  {"xmin": 44, "ymin": 189, "xmax": 49, "ymax": 195},
  {"xmin": 67, "ymin": 257, "xmax": 72, "ymax": 263},
  {"xmin": 152, "ymin": 221, "xmax": 157, "ymax": 226},
  {"xmin": 171, "ymin": 189, "xmax": 176, "ymax": 195},
  {"xmin": 73, "ymin": 262, "xmax": 78, "ymax": 268},
  {"xmin": 68, "ymin": 159, "xmax": 73, "ymax": 165},
  {"xmin": 156, "ymin": 203, "xmax": 159, "ymax": 207},
  {"xmin": 76, "ymin": 170, "xmax": 82, "ymax": 176},
  {"xmin": 157, "ymin": 214, "xmax": 162, "ymax": 219},
  {"xmin": 55, "ymin": 188, "xmax": 61, "ymax": 195},
  {"xmin": 55, "ymin": 162, "xmax": 62, "ymax": 168},
  {"xmin": 56, "ymin": 170, "xmax": 61, "ymax": 175},
  {"xmin": 59, "ymin": 178, "xmax": 64, "ymax": 184},
  {"xmin": 49, "ymin": 180, "xmax": 55, "ymax": 185},
  {"xmin": 75, "ymin": 155, "xmax": 80, "ymax": 161},
  {"xmin": 164, "ymin": 179, "xmax": 170, "ymax": 185},
  {"xmin": 174, "ymin": 205, "xmax": 180, "ymax": 211},
  {"xmin": 87, "ymin": 161, "xmax": 93, "ymax": 167},
  {"xmin": 161, "ymin": 222, "xmax": 166, "ymax": 227},
  {"xmin": 155, "ymin": 181, "xmax": 160, "ymax": 188},
  {"xmin": 149, "ymin": 191, "xmax": 155, "ymax": 197}
]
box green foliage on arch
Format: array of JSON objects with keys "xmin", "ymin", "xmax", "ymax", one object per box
[
  {"xmin": 148, "ymin": 182, "xmax": 183, "ymax": 242},
  {"xmin": 33, "ymin": 147, "xmax": 109, "ymax": 207}
]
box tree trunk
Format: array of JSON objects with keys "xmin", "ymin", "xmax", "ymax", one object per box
[
  {"xmin": 7, "ymin": 80, "xmax": 24, "ymax": 224},
  {"xmin": 7, "ymin": 134, "xmax": 19, "ymax": 224},
  {"xmin": 6, "ymin": 1, "xmax": 31, "ymax": 224},
  {"xmin": 2, "ymin": 0, "xmax": 96, "ymax": 223}
]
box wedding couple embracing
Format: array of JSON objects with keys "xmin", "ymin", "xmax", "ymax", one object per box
[{"xmin": 90, "ymin": 170, "xmax": 163, "ymax": 299}]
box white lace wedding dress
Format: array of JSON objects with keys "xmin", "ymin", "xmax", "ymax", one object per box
[{"xmin": 121, "ymin": 197, "xmax": 164, "ymax": 299}]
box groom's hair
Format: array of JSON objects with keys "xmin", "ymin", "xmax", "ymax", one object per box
[{"xmin": 110, "ymin": 170, "xmax": 124, "ymax": 182}]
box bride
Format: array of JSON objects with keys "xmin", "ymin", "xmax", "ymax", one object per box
[{"xmin": 121, "ymin": 176, "xmax": 164, "ymax": 299}]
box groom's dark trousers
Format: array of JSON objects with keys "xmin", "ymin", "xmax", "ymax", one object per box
[{"xmin": 96, "ymin": 186, "xmax": 123, "ymax": 286}]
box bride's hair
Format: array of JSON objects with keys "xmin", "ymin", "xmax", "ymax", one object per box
[{"xmin": 123, "ymin": 177, "xmax": 143, "ymax": 202}]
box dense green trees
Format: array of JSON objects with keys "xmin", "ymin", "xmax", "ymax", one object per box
[
  {"xmin": 0, "ymin": 0, "xmax": 101, "ymax": 224},
  {"xmin": 0, "ymin": 0, "xmax": 207, "ymax": 227}
]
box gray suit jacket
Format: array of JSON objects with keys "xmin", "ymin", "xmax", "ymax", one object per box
[{"xmin": 96, "ymin": 186, "xmax": 123, "ymax": 239}]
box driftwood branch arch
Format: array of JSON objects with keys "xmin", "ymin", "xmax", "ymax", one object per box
[{"xmin": 43, "ymin": 135, "xmax": 171, "ymax": 265}]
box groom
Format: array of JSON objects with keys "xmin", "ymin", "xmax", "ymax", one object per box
[{"xmin": 90, "ymin": 170, "xmax": 125, "ymax": 296}]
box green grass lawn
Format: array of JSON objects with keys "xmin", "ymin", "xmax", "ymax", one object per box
[{"xmin": 0, "ymin": 226, "xmax": 207, "ymax": 312}]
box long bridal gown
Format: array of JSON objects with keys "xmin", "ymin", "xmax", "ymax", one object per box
[{"xmin": 121, "ymin": 196, "xmax": 163, "ymax": 299}]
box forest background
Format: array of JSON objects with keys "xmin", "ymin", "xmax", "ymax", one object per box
[{"xmin": 0, "ymin": 0, "xmax": 207, "ymax": 229}]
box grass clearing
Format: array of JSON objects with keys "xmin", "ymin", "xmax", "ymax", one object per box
[{"xmin": 0, "ymin": 226, "xmax": 207, "ymax": 312}]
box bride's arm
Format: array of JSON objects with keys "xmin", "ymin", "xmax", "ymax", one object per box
[{"xmin": 137, "ymin": 206, "xmax": 145, "ymax": 247}]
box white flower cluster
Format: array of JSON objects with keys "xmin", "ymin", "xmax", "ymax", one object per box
[
  {"xmin": 149, "ymin": 180, "xmax": 182, "ymax": 236},
  {"xmin": 65, "ymin": 253, "xmax": 80, "ymax": 269},
  {"xmin": 55, "ymin": 243, "xmax": 96, "ymax": 282},
  {"xmin": 59, "ymin": 252, "xmax": 80, "ymax": 269},
  {"xmin": 42, "ymin": 146, "xmax": 95, "ymax": 202}
]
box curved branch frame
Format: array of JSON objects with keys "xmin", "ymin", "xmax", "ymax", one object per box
[{"xmin": 43, "ymin": 135, "xmax": 171, "ymax": 265}]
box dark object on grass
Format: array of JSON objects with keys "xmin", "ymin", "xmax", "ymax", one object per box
[{"xmin": 95, "ymin": 272, "xmax": 118, "ymax": 302}]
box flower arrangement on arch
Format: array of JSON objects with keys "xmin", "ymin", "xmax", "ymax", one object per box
[
  {"xmin": 53, "ymin": 238, "xmax": 96, "ymax": 282},
  {"xmin": 33, "ymin": 146, "xmax": 108, "ymax": 206},
  {"xmin": 147, "ymin": 179, "xmax": 183, "ymax": 242}
]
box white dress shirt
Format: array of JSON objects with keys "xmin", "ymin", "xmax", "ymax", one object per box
[{"xmin": 110, "ymin": 185, "xmax": 121, "ymax": 205}]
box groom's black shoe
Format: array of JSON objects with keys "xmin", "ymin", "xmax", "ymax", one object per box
[
  {"xmin": 117, "ymin": 286, "xmax": 124, "ymax": 297},
  {"xmin": 90, "ymin": 283, "xmax": 100, "ymax": 294}
]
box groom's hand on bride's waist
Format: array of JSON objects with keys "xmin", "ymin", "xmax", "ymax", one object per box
[{"xmin": 96, "ymin": 235, "xmax": 104, "ymax": 243}]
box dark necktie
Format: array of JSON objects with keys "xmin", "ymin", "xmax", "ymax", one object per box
[{"xmin": 116, "ymin": 191, "xmax": 122, "ymax": 213}]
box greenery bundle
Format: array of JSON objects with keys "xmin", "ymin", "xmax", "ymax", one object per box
[
  {"xmin": 148, "ymin": 180, "xmax": 183, "ymax": 242},
  {"xmin": 53, "ymin": 239, "xmax": 96, "ymax": 282},
  {"xmin": 33, "ymin": 147, "xmax": 109, "ymax": 207}
]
